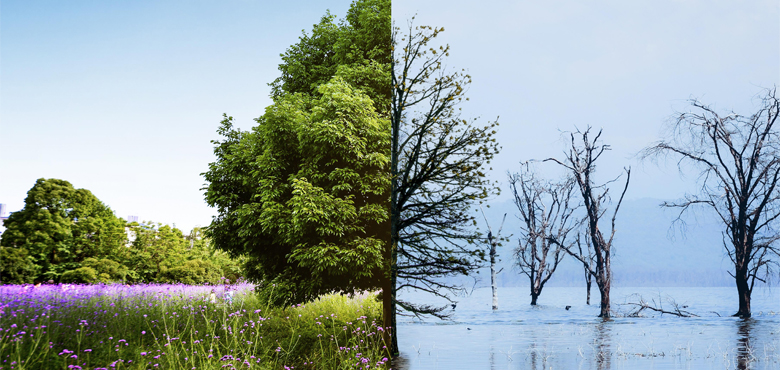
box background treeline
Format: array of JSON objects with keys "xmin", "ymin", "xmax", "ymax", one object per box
[{"xmin": 0, "ymin": 178, "xmax": 244, "ymax": 285}]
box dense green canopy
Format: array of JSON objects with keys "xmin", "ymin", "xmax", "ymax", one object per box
[
  {"xmin": 0, "ymin": 178, "xmax": 126, "ymax": 282},
  {"xmin": 203, "ymin": 0, "xmax": 390, "ymax": 305}
]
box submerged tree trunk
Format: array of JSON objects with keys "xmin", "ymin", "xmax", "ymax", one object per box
[
  {"xmin": 530, "ymin": 291, "xmax": 539, "ymax": 306},
  {"xmin": 598, "ymin": 282, "xmax": 610, "ymax": 317},
  {"xmin": 482, "ymin": 210, "xmax": 505, "ymax": 311},
  {"xmin": 585, "ymin": 269, "xmax": 592, "ymax": 305},
  {"xmin": 491, "ymin": 245, "xmax": 498, "ymax": 310},
  {"xmin": 734, "ymin": 267, "xmax": 752, "ymax": 318}
]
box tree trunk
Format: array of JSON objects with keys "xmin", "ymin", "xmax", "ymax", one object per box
[
  {"xmin": 389, "ymin": 84, "xmax": 401, "ymax": 358},
  {"xmin": 382, "ymin": 277, "xmax": 393, "ymax": 356},
  {"xmin": 385, "ymin": 238, "xmax": 399, "ymax": 357},
  {"xmin": 598, "ymin": 282, "xmax": 610, "ymax": 317},
  {"xmin": 491, "ymin": 246, "xmax": 498, "ymax": 310},
  {"xmin": 530, "ymin": 291, "xmax": 539, "ymax": 306},
  {"xmin": 585, "ymin": 272, "xmax": 592, "ymax": 305},
  {"xmin": 734, "ymin": 267, "xmax": 752, "ymax": 318}
]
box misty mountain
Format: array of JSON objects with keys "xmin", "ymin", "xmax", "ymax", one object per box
[{"xmin": 471, "ymin": 197, "xmax": 734, "ymax": 288}]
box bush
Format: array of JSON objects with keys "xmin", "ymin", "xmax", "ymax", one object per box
[
  {"xmin": 0, "ymin": 247, "xmax": 39, "ymax": 284},
  {"xmin": 160, "ymin": 259, "xmax": 222, "ymax": 285},
  {"xmin": 60, "ymin": 266, "xmax": 98, "ymax": 283},
  {"xmin": 82, "ymin": 257, "xmax": 128, "ymax": 282}
]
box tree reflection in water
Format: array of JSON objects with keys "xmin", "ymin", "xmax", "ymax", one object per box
[
  {"xmin": 595, "ymin": 318, "xmax": 612, "ymax": 370},
  {"xmin": 736, "ymin": 318, "xmax": 755, "ymax": 370}
]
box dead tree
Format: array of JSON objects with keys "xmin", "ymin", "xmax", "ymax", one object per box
[
  {"xmin": 547, "ymin": 127, "xmax": 630, "ymax": 317},
  {"xmin": 509, "ymin": 168, "xmax": 578, "ymax": 305},
  {"xmin": 479, "ymin": 207, "xmax": 506, "ymax": 310},
  {"xmin": 642, "ymin": 88, "xmax": 780, "ymax": 318}
]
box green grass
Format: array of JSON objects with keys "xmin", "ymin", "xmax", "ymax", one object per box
[{"xmin": 0, "ymin": 284, "xmax": 391, "ymax": 369}]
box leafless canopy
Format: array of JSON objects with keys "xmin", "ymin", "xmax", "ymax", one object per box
[
  {"xmin": 509, "ymin": 166, "xmax": 579, "ymax": 305},
  {"xmin": 388, "ymin": 17, "xmax": 501, "ymax": 329},
  {"xmin": 546, "ymin": 127, "xmax": 631, "ymax": 317},
  {"xmin": 642, "ymin": 88, "xmax": 780, "ymax": 317}
]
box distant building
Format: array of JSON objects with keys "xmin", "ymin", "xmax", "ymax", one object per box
[
  {"xmin": 0, "ymin": 203, "xmax": 9, "ymax": 237},
  {"xmin": 125, "ymin": 215, "xmax": 140, "ymax": 246}
]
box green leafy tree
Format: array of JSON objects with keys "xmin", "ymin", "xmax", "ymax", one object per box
[
  {"xmin": 203, "ymin": 0, "xmax": 390, "ymax": 306},
  {"xmin": 186, "ymin": 227, "xmax": 245, "ymax": 283},
  {"xmin": 117, "ymin": 222, "xmax": 189, "ymax": 283},
  {"xmin": 0, "ymin": 178, "xmax": 126, "ymax": 282},
  {"xmin": 205, "ymin": 77, "xmax": 389, "ymax": 305}
]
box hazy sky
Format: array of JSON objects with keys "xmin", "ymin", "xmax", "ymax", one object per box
[
  {"xmin": 393, "ymin": 0, "xmax": 780, "ymax": 203},
  {"xmin": 1, "ymin": 1, "xmax": 351, "ymax": 232},
  {"xmin": 2, "ymin": 1, "xmax": 778, "ymax": 233}
]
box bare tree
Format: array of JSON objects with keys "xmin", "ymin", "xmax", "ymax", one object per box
[
  {"xmin": 479, "ymin": 207, "xmax": 506, "ymax": 310},
  {"xmin": 509, "ymin": 168, "xmax": 578, "ymax": 305},
  {"xmin": 547, "ymin": 127, "xmax": 630, "ymax": 317},
  {"xmin": 388, "ymin": 20, "xmax": 501, "ymax": 355},
  {"xmin": 642, "ymin": 88, "xmax": 780, "ymax": 318}
]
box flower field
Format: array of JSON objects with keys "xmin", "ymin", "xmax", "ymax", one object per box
[{"xmin": 0, "ymin": 283, "xmax": 390, "ymax": 370}]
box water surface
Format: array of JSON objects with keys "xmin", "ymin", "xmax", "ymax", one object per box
[{"xmin": 395, "ymin": 287, "xmax": 780, "ymax": 369}]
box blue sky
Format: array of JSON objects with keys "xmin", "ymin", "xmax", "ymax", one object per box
[
  {"xmin": 393, "ymin": 0, "xmax": 780, "ymax": 204},
  {"xmin": 1, "ymin": 1, "xmax": 351, "ymax": 231},
  {"xmin": 2, "ymin": 1, "xmax": 778, "ymax": 233}
]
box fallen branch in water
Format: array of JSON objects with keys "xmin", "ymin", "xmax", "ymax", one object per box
[{"xmin": 622, "ymin": 293, "xmax": 699, "ymax": 317}]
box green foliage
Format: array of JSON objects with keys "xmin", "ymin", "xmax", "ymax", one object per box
[
  {"xmin": 186, "ymin": 227, "xmax": 245, "ymax": 283},
  {"xmin": 204, "ymin": 0, "xmax": 390, "ymax": 306},
  {"xmin": 0, "ymin": 247, "xmax": 39, "ymax": 284},
  {"xmin": 112, "ymin": 222, "xmax": 243, "ymax": 284},
  {"xmin": 60, "ymin": 266, "xmax": 99, "ymax": 284},
  {"xmin": 0, "ymin": 178, "xmax": 127, "ymax": 282},
  {"xmin": 160, "ymin": 259, "xmax": 222, "ymax": 285},
  {"xmin": 124, "ymin": 222, "xmax": 188, "ymax": 282},
  {"xmin": 81, "ymin": 257, "xmax": 129, "ymax": 283},
  {"xmin": 270, "ymin": 0, "xmax": 390, "ymax": 109},
  {"xmin": 206, "ymin": 77, "xmax": 390, "ymax": 305}
]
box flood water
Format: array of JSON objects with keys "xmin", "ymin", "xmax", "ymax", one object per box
[{"xmin": 394, "ymin": 287, "xmax": 780, "ymax": 369}]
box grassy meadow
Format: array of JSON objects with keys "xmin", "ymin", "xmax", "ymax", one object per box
[{"xmin": 0, "ymin": 283, "xmax": 390, "ymax": 370}]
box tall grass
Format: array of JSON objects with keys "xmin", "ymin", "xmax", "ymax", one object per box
[{"xmin": 0, "ymin": 283, "xmax": 390, "ymax": 369}]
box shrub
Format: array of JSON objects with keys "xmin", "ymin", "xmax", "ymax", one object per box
[
  {"xmin": 160, "ymin": 258, "xmax": 222, "ymax": 284},
  {"xmin": 81, "ymin": 257, "xmax": 129, "ymax": 282},
  {"xmin": 0, "ymin": 247, "xmax": 39, "ymax": 284},
  {"xmin": 60, "ymin": 266, "xmax": 98, "ymax": 283}
]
